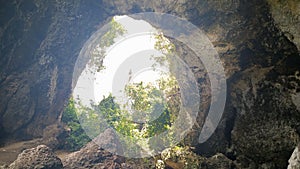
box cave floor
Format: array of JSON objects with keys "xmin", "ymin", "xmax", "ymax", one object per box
[{"xmin": 0, "ymin": 139, "xmax": 69, "ymax": 166}]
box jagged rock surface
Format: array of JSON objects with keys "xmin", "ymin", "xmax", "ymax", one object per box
[
  {"xmin": 61, "ymin": 128, "xmax": 128, "ymax": 169},
  {"xmin": 288, "ymin": 146, "xmax": 300, "ymax": 169},
  {"xmin": 267, "ymin": 0, "xmax": 300, "ymax": 51},
  {"xmin": 0, "ymin": 0, "xmax": 299, "ymax": 168},
  {"xmin": 8, "ymin": 145, "xmax": 63, "ymax": 169}
]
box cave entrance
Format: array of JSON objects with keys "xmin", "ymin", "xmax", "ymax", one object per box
[
  {"xmin": 73, "ymin": 15, "xmax": 180, "ymax": 117},
  {"xmin": 68, "ymin": 13, "xmax": 211, "ymax": 158},
  {"xmin": 68, "ymin": 15, "xmax": 183, "ymax": 153}
]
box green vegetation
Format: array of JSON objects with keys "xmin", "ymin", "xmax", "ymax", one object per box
[
  {"xmin": 151, "ymin": 32, "xmax": 175, "ymax": 68},
  {"xmin": 124, "ymin": 76, "xmax": 180, "ymax": 138},
  {"xmin": 61, "ymin": 98, "xmax": 91, "ymax": 151},
  {"xmin": 154, "ymin": 32, "xmax": 175, "ymax": 55},
  {"xmin": 99, "ymin": 18, "xmax": 127, "ymax": 48},
  {"xmin": 96, "ymin": 94, "xmax": 136, "ymax": 137},
  {"xmin": 64, "ymin": 19, "xmax": 184, "ymax": 157},
  {"xmin": 90, "ymin": 17, "xmax": 127, "ymax": 72},
  {"xmin": 94, "ymin": 74, "xmax": 180, "ymax": 141},
  {"xmin": 61, "ymin": 74, "xmax": 181, "ymax": 152}
]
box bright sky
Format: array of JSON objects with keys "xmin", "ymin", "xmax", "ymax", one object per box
[{"xmin": 74, "ymin": 15, "xmax": 169, "ymax": 107}]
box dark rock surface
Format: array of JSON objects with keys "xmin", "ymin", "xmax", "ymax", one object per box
[
  {"xmin": 0, "ymin": 0, "xmax": 299, "ymax": 168},
  {"xmin": 8, "ymin": 145, "xmax": 63, "ymax": 169}
]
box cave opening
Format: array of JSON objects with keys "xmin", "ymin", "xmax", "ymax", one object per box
[
  {"xmin": 63, "ymin": 15, "xmax": 184, "ymax": 154},
  {"xmin": 63, "ymin": 13, "xmax": 217, "ymax": 158}
]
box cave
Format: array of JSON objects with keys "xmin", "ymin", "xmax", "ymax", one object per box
[{"xmin": 0, "ymin": 0, "xmax": 299, "ymax": 168}]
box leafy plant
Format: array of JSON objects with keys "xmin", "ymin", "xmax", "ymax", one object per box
[
  {"xmin": 61, "ymin": 98, "xmax": 91, "ymax": 151},
  {"xmin": 90, "ymin": 17, "xmax": 127, "ymax": 72},
  {"xmin": 96, "ymin": 94, "xmax": 136, "ymax": 137},
  {"xmin": 65, "ymin": 28, "xmax": 183, "ymax": 156}
]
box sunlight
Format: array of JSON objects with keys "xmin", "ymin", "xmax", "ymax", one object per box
[
  {"xmin": 93, "ymin": 15, "xmax": 169, "ymax": 104},
  {"xmin": 71, "ymin": 13, "xmax": 204, "ymax": 159}
]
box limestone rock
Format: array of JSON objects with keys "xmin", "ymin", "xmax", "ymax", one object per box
[
  {"xmin": 8, "ymin": 145, "xmax": 63, "ymax": 169},
  {"xmin": 206, "ymin": 153, "xmax": 235, "ymax": 169},
  {"xmin": 62, "ymin": 128, "xmax": 126, "ymax": 169},
  {"xmin": 0, "ymin": 0, "xmax": 300, "ymax": 168},
  {"xmin": 160, "ymin": 147, "xmax": 235, "ymax": 169},
  {"xmin": 231, "ymin": 67, "xmax": 300, "ymax": 168},
  {"xmin": 161, "ymin": 146, "xmax": 206, "ymax": 169},
  {"xmin": 267, "ymin": 0, "xmax": 300, "ymax": 51},
  {"xmin": 288, "ymin": 146, "xmax": 300, "ymax": 169}
]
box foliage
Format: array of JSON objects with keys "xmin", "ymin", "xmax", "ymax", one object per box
[
  {"xmin": 154, "ymin": 32, "xmax": 175, "ymax": 55},
  {"xmin": 151, "ymin": 32, "xmax": 176, "ymax": 70},
  {"xmin": 96, "ymin": 94, "xmax": 136, "ymax": 137},
  {"xmin": 125, "ymin": 82, "xmax": 165, "ymax": 121},
  {"xmin": 61, "ymin": 98, "xmax": 91, "ymax": 151},
  {"xmin": 99, "ymin": 18, "xmax": 127, "ymax": 48},
  {"xmin": 90, "ymin": 17, "xmax": 127, "ymax": 72},
  {"xmin": 124, "ymin": 76, "xmax": 180, "ymax": 139},
  {"xmin": 61, "ymin": 98, "xmax": 77, "ymax": 123},
  {"xmin": 91, "ymin": 31, "xmax": 181, "ymax": 155},
  {"xmin": 95, "ymin": 94, "xmax": 141, "ymax": 156},
  {"xmin": 84, "ymin": 74, "xmax": 181, "ymax": 155},
  {"xmin": 65, "ymin": 29, "xmax": 183, "ymax": 156},
  {"xmin": 76, "ymin": 102, "xmax": 106, "ymax": 139}
]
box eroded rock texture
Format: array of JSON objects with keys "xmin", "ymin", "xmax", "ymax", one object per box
[
  {"xmin": 8, "ymin": 145, "xmax": 63, "ymax": 169},
  {"xmin": 0, "ymin": 0, "xmax": 299, "ymax": 168},
  {"xmin": 288, "ymin": 146, "xmax": 300, "ymax": 169},
  {"xmin": 62, "ymin": 128, "xmax": 127, "ymax": 169},
  {"xmin": 267, "ymin": 0, "xmax": 300, "ymax": 51}
]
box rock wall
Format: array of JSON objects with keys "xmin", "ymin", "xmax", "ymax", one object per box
[
  {"xmin": 0, "ymin": 0, "xmax": 110, "ymax": 139},
  {"xmin": 0, "ymin": 0, "xmax": 299, "ymax": 168},
  {"xmin": 267, "ymin": 0, "xmax": 300, "ymax": 51}
]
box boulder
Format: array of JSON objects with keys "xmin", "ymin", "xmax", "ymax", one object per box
[
  {"xmin": 62, "ymin": 128, "xmax": 126, "ymax": 169},
  {"xmin": 9, "ymin": 145, "xmax": 63, "ymax": 169}
]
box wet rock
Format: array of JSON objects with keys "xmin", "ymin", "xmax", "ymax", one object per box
[{"xmin": 8, "ymin": 145, "xmax": 63, "ymax": 169}]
